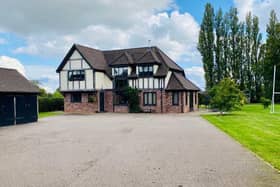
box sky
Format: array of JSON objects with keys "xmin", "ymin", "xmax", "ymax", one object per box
[{"xmin": 0, "ymin": 0, "xmax": 279, "ymax": 92}]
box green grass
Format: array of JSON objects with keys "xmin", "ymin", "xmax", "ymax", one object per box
[
  {"xmin": 39, "ymin": 111, "xmax": 63, "ymax": 119},
  {"xmin": 202, "ymin": 104, "xmax": 280, "ymax": 170}
]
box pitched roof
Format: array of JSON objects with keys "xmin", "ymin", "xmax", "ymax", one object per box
[
  {"xmin": 110, "ymin": 52, "xmax": 134, "ymax": 66},
  {"xmin": 166, "ymin": 72, "xmax": 200, "ymax": 91},
  {"xmin": 0, "ymin": 68, "xmax": 39, "ymax": 93},
  {"xmin": 57, "ymin": 44, "xmax": 185, "ymax": 76},
  {"xmin": 135, "ymin": 50, "xmax": 160, "ymax": 64},
  {"xmin": 56, "ymin": 44, "xmax": 200, "ymax": 91}
]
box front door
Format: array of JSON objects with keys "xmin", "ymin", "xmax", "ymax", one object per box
[
  {"xmin": 99, "ymin": 92, "xmax": 105, "ymax": 112},
  {"xmin": 189, "ymin": 92, "xmax": 194, "ymax": 111}
]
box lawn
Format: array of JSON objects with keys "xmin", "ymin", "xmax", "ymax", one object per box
[
  {"xmin": 202, "ymin": 104, "xmax": 280, "ymax": 170},
  {"xmin": 39, "ymin": 111, "xmax": 63, "ymax": 119}
]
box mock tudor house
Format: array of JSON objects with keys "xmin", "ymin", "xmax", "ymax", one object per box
[{"xmin": 56, "ymin": 44, "xmax": 200, "ymax": 113}]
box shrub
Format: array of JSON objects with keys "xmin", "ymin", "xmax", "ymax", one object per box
[
  {"xmin": 124, "ymin": 87, "xmax": 141, "ymax": 113},
  {"xmin": 260, "ymin": 97, "xmax": 270, "ymax": 109},
  {"xmin": 209, "ymin": 78, "xmax": 245, "ymax": 114},
  {"xmin": 39, "ymin": 97, "xmax": 64, "ymax": 112}
]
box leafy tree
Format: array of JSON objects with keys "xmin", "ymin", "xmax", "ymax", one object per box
[
  {"xmin": 198, "ymin": 3, "xmax": 265, "ymax": 103},
  {"xmin": 214, "ymin": 8, "xmax": 224, "ymax": 82},
  {"xmin": 209, "ymin": 78, "xmax": 245, "ymax": 114},
  {"xmin": 198, "ymin": 3, "xmax": 215, "ymax": 90},
  {"xmin": 53, "ymin": 89, "xmax": 63, "ymax": 98},
  {"xmin": 264, "ymin": 10, "xmax": 280, "ymax": 99}
]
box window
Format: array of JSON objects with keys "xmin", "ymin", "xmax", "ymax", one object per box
[
  {"xmin": 114, "ymin": 91, "xmax": 128, "ymax": 105},
  {"xmin": 71, "ymin": 93, "xmax": 82, "ymax": 103},
  {"xmin": 113, "ymin": 67, "xmax": 128, "ymax": 77},
  {"xmin": 194, "ymin": 92, "xmax": 197, "ymax": 104},
  {"xmin": 143, "ymin": 92, "xmax": 156, "ymax": 106},
  {"xmin": 88, "ymin": 93, "xmax": 97, "ymax": 103},
  {"xmin": 138, "ymin": 65, "xmax": 153, "ymax": 77},
  {"xmin": 68, "ymin": 70, "xmax": 85, "ymax": 81},
  {"xmin": 186, "ymin": 92, "xmax": 188, "ymax": 105},
  {"xmin": 114, "ymin": 79, "xmax": 128, "ymax": 90},
  {"xmin": 172, "ymin": 92, "xmax": 179, "ymax": 105}
]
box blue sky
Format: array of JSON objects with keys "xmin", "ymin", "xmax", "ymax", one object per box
[{"xmin": 0, "ymin": 0, "xmax": 278, "ymax": 92}]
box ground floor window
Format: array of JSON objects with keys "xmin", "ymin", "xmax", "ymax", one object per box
[
  {"xmin": 194, "ymin": 92, "xmax": 197, "ymax": 104},
  {"xmin": 143, "ymin": 92, "xmax": 156, "ymax": 106},
  {"xmin": 185, "ymin": 92, "xmax": 188, "ymax": 105},
  {"xmin": 71, "ymin": 93, "xmax": 81, "ymax": 103},
  {"xmin": 172, "ymin": 92, "xmax": 179, "ymax": 105},
  {"xmin": 114, "ymin": 91, "xmax": 128, "ymax": 105}
]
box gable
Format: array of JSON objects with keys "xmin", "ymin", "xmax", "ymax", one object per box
[{"xmin": 62, "ymin": 49, "xmax": 91, "ymax": 70}]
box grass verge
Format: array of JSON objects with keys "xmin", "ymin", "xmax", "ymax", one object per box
[
  {"xmin": 202, "ymin": 104, "xmax": 280, "ymax": 170},
  {"xmin": 39, "ymin": 111, "xmax": 63, "ymax": 119}
]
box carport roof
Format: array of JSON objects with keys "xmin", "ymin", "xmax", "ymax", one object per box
[{"xmin": 0, "ymin": 68, "xmax": 39, "ymax": 93}]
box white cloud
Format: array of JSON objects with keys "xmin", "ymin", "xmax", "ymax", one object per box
[
  {"xmin": 185, "ymin": 66, "xmax": 205, "ymax": 90},
  {"xmin": 1, "ymin": 1, "xmax": 202, "ymax": 91},
  {"xmin": 234, "ymin": 0, "xmax": 280, "ymax": 33},
  {"xmin": 0, "ymin": 0, "xmax": 172, "ymax": 34},
  {"xmin": 25, "ymin": 65, "xmax": 58, "ymax": 93},
  {"xmin": 0, "ymin": 56, "xmax": 26, "ymax": 76},
  {"xmin": 14, "ymin": 10, "xmax": 201, "ymax": 66}
]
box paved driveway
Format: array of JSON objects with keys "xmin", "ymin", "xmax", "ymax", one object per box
[{"xmin": 0, "ymin": 113, "xmax": 279, "ymax": 187}]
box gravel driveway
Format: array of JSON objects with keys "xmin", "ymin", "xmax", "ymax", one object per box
[{"xmin": 0, "ymin": 113, "xmax": 279, "ymax": 187}]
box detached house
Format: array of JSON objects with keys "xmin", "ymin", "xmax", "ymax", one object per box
[{"xmin": 56, "ymin": 44, "xmax": 200, "ymax": 113}]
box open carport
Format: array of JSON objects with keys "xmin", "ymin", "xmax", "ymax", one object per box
[{"xmin": 0, "ymin": 113, "xmax": 279, "ymax": 187}]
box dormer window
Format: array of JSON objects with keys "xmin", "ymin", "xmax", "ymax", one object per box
[
  {"xmin": 113, "ymin": 67, "xmax": 128, "ymax": 77},
  {"xmin": 138, "ymin": 65, "xmax": 153, "ymax": 77},
  {"xmin": 68, "ymin": 70, "xmax": 85, "ymax": 81}
]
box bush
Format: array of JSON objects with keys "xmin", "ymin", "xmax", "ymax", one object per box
[
  {"xmin": 260, "ymin": 97, "xmax": 270, "ymax": 109},
  {"xmin": 39, "ymin": 97, "xmax": 64, "ymax": 112},
  {"xmin": 124, "ymin": 87, "xmax": 141, "ymax": 113},
  {"xmin": 209, "ymin": 78, "xmax": 245, "ymax": 114}
]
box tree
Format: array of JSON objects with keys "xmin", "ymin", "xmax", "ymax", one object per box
[
  {"xmin": 53, "ymin": 89, "xmax": 63, "ymax": 98},
  {"xmin": 198, "ymin": 3, "xmax": 215, "ymax": 90},
  {"xmin": 214, "ymin": 8, "xmax": 224, "ymax": 82},
  {"xmin": 264, "ymin": 10, "xmax": 280, "ymax": 99},
  {"xmin": 209, "ymin": 78, "xmax": 245, "ymax": 114},
  {"xmin": 228, "ymin": 7, "xmax": 240, "ymax": 82}
]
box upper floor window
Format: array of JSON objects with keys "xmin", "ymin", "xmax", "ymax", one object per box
[
  {"xmin": 138, "ymin": 65, "xmax": 153, "ymax": 77},
  {"xmin": 113, "ymin": 67, "xmax": 128, "ymax": 77},
  {"xmin": 68, "ymin": 70, "xmax": 85, "ymax": 81}
]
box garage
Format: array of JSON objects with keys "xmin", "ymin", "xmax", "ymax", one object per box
[{"xmin": 0, "ymin": 68, "xmax": 39, "ymax": 126}]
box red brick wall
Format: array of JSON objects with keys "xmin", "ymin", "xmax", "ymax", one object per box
[
  {"xmin": 114, "ymin": 105, "xmax": 129, "ymax": 113},
  {"xmin": 104, "ymin": 90, "xmax": 113, "ymax": 112},
  {"xmin": 165, "ymin": 91, "xmax": 184, "ymax": 113},
  {"xmin": 64, "ymin": 90, "xmax": 198, "ymax": 114},
  {"xmin": 64, "ymin": 93, "xmax": 99, "ymax": 113}
]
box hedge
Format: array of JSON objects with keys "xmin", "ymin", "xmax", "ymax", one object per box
[{"xmin": 39, "ymin": 97, "xmax": 64, "ymax": 112}]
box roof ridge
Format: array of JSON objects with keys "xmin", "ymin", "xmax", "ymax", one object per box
[
  {"xmin": 74, "ymin": 43, "xmax": 102, "ymax": 52},
  {"xmin": 102, "ymin": 46, "xmax": 158, "ymax": 53},
  {"xmin": 0, "ymin": 67, "xmax": 18, "ymax": 71}
]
